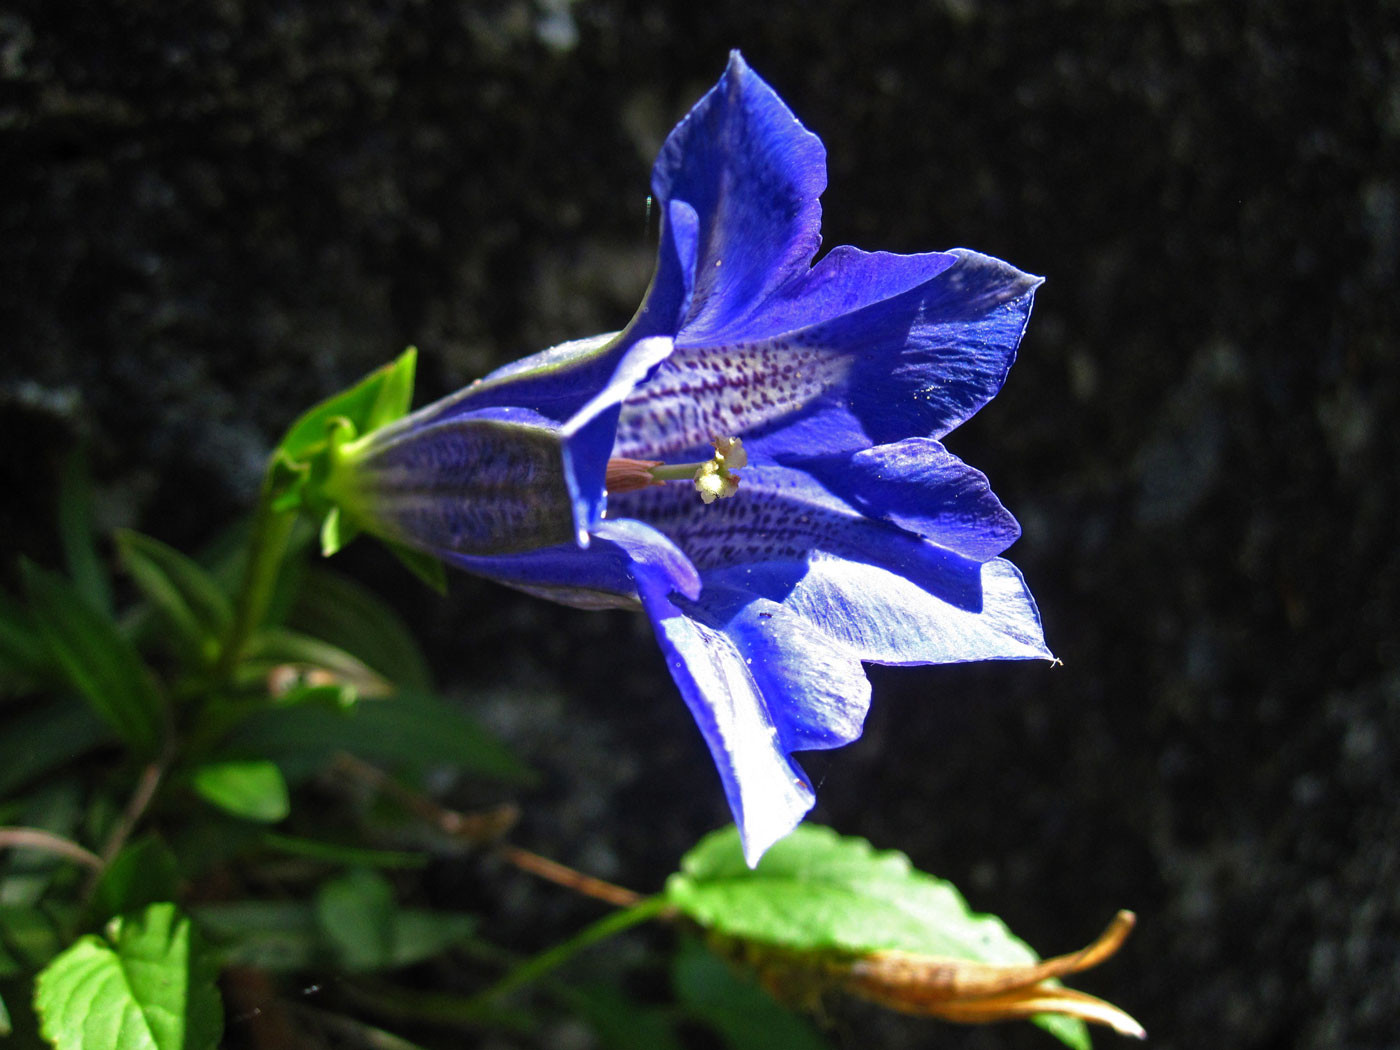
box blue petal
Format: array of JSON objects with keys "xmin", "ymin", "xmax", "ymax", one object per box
[
  {"xmin": 695, "ymin": 245, "xmax": 956, "ymax": 346},
  {"xmin": 651, "ymin": 51, "xmax": 827, "ymax": 342},
  {"xmin": 607, "ymin": 464, "xmax": 986, "ymax": 611},
  {"xmin": 441, "ymin": 518, "xmax": 698, "ymax": 611},
  {"xmin": 691, "ymin": 586, "xmax": 872, "ymax": 754},
  {"xmin": 630, "ymin": 558, "xmax": 815, "ymax": 867},
  {"xmin": 559, "ymin": 335, "xmax": 674, "ymax": 543},
  {"xmin": 707, "ymin": 555, "xmax": 1052, "ymax": 667},
  {"xmin": 793, "ymin": 438, "xmax": 1021, "ymax": 563},
  {"xmin": 614, "ymin": 248, "xmax": 952, "ymax": 460},
  {"xmin": 845, "ymin": 248, "xmax": 1043, "ymax": 444},
  {"xmin": 613, "ymin": 249, "xmax": 1040, "ymax": 462}
]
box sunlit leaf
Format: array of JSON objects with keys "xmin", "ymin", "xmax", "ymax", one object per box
[
  {"xmin": 34, "ymin": 903, "xmax": 222, "ymax": 1050},
  {"xmin": 665, "ymin": 826, "xmax": 1136, "ymax": 1048}
]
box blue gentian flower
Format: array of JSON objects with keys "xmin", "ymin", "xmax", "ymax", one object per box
[{"xmin": 328, "ymin": 52, "xmax": 1050, "ymax": 864}]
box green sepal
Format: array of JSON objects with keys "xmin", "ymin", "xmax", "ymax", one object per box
[
  {"xmin": 319, "ymin": 505, "xmax": 362, "ymax": 557},
  {"xmin": 276, "ymin": 348, "xmax": 417, "ymax": 466}
]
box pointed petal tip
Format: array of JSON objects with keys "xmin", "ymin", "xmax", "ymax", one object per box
[{"xmin": 740, "ymin": 810, "xmax": 808, "ymax": 870}]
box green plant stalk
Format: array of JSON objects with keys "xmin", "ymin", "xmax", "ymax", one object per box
[
  {"xmin": 466, "ymin": 897, "xmax": 669, "ymax": 1009},
  {"xmin": 216, "ymin": 472, "xmax": 298, "ymax": 683}
]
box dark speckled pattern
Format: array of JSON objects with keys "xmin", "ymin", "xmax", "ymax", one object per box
[
  {"xmin": 613, "ymin": 332, "xmax": 852, "ymax": 460},
  {"xmin": 354, "ymin": 416, "xmax": 575, "ymax": 556}
]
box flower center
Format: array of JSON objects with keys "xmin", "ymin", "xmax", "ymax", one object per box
[{"xmin": 605, "ymin": 436, "xmax": 747, "ymax": 504}]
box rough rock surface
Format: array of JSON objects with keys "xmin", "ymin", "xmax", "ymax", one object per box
[{"xmin": 3, "ymin": 2, "xmax": 1398, "ymax": 1048}]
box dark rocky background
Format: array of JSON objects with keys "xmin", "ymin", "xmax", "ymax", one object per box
[{"xmin": 3, "ymin": 1, "xmax": 1397, "ymax": 1048}]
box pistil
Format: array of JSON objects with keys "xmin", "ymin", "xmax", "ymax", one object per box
[{"xmin": 605, "ymin": 436, "xmax": 747, "ymax": 504}]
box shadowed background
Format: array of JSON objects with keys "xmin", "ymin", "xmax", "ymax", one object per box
[{"xmin": 3, "ymin": 2, "xmax": 1397, "ymax": 1048}]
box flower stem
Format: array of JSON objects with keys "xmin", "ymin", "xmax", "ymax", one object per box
[
  {"xmin": 464, "ymin": 897, "xmax": 668, "ymax": 1008},
  {"xmin": 217, "ymin": 472, "xmax": 298, "ymax": 681}
]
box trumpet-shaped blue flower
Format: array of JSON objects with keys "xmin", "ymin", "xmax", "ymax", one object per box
[{"xmin": 329, "ymin": 52, "xmax": 1050, "ymax": 864}]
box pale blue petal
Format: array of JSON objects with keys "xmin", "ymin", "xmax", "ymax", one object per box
[
  {"xmin": 707, "ymin": 555, "xmax": 1052, "ymax": 667},
  {"xmin": 693, "ymin": 586, "xmax": 872, "ymax": 754},
  {"xmin": 631, "ymin": 563, "xmax": 815, "ymax": 867}
]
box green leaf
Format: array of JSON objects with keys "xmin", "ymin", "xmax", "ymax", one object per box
[
  {"xmin": 276, "ymin": 348, "xmax": 417, "ymax": 465},
  {"xmin": 0, "ymin": 588, "xmax": 52, "ymax": 692},
  {"xmin": 666, "ymin": 825, "xmax": 1092, "ymax": 1050},
  {"xmin": 0, "ymin": 698, "xmax": 110, "ymax": 797},
  {"xmin": 220, "ymin": 688, "xmax": 533, "ymax": 785},
  {"xmin": 0, "ymin": 903, "xmax": 75, "ymax": 978},
  {"xmin": 91, "ymin": 837, "xmax": 180, "ymax": 922},
  {"xmin": 288, "ymin": 568, "xmax": 433, "ymax": 692},
  {"xmin": 192, "ymin": 900, "xmax": 321, "ymax": 972},
  {"xmin": 241, "ymin": 626, "xmax": 392, "ymax": 699},
  {"xmin": 0, "ymin": 986, "xmax": 10, "ymax": 1036},
  {"xmin": 673, "ymin": 938, "xmax": 827, "ymax": 1050},
  {"xmin": 561, "ymin": 983, "xmax": 686, "ymax": 1050},
  {"xmin": 34, "ymin": 903, "xmax": 222, "ymax": 1050},
  {"xmin": 58, "ymin": 448, "xmax": 114, "ymax": 619},
  {"xmin": 116, "ymin": 530, "xmax": 232, "ymax": 671},
  {"xmin": 20, "ymin": 561, "xmax": 165, "ymax": 756},
  {"xmin": 668, "ymin": 824, "xmax": 1047, "ymax": 960},
  {"xmin": 190, "ymin": 761, "xmax": 290, "ymax": 823},
  {"xmin": 315, "ymin": 869, "xmax": 396, "ymax": 972},
  {"xmin": 193, "ymin": 898, "xmax": 477, "ymax": 974},
  {"xmin": 260, "ymin": 831, "xmax": 428, "ymax": 869}
]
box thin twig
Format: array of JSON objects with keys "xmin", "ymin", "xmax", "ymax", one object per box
[
  {"xmin": 332, "ymin": 752, "xmax": 646, "ymax": 908},
  {"xmin": 0, "ymin": 826, "xmax": 104, "ymax": 871},
  {"xmin": 99, "ymin": 758, "xmax": 164, "ymax": 867},
  {"xmin": 495, "ymin": 844, "xmax": 642, "ymax": 908}
]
